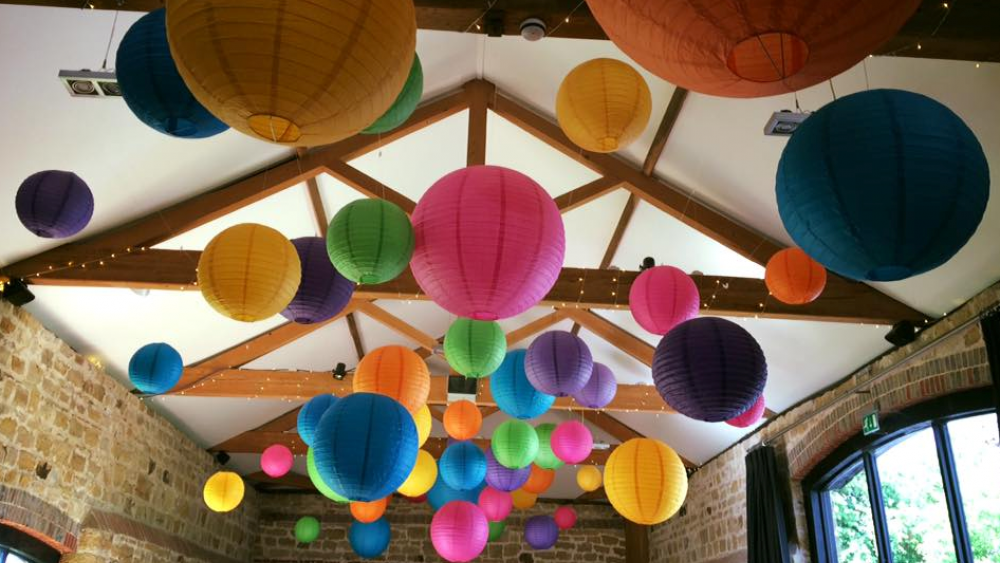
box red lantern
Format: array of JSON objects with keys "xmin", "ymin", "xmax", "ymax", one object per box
[{"xmin": 554, "ymin": 506, "xmax": 577, "ymax": 530}]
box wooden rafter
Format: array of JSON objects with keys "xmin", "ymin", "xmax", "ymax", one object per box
[
  {"xmin": 354, "ymin": 301, "xmax": 439, "ymax": 353},
  {"xmin": 465, "ymin": 80, "xmax": 492, "ymax": 167},
  {"xmin": 580, "ymin": 410, "xmax": 695, "ymax": 470},
  {"xmin": 505, "ymin": 310, "xmax": 568, "ymax": 347},
  {"xmin": 296, "ymin": 147, "xmax": 329, "ymax": 236},
  {"xmin": 346, "ymin": 313, "xmax": 365, "ymax": 360},
  {"xmin": 561, "ymin": 308, "xmax": 654, "ymax": 367},
  {"xmin": 554, "ymin": 177, "xmax": 625, "ymax": 213}
]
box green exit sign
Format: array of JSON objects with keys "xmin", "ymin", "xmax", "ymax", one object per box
[{"xmin": 862, "ymin": 410, "xmax": 880, "ymax": 436}]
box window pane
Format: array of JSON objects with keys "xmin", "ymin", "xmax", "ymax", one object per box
[
  {"xmin": 829, "ymin": 466, "xmax": 878, "ymax": 563},
  {"xmin": 948, "ymin": 414, "xmax": 1000, "ymax": 562},
  {"xmin": 877, "ymin": 427, "xmax": 957, "ymax": 563},
  {"xmin": 6, "ymin": 554, "xmax": 27, "ymax": 563}
]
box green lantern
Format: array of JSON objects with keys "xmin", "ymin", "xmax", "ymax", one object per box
[
  {"xmin": 491, "ymin": 420, "xmax": 539, "ymax": 469},
  {"xmin": 444, "ymin": 318, "xmax": 506, "ymax": 378},
  {"xmin": 327, "ymin": 199, "xmax": 414, "ymax": 284},
  {"xmin": 363, "ymin": 54, "xmax": 424, "ymax": 134},
  {"xmin": 488, "ymin": 520, "xmax": 506, "ymax": 542},
  {"xmin": 307, "ymin": 448, "xmax": 348, "ymax": 503},
  {"xmin": 534, "ymin": 423, "xmax": 564, "ymax": 470},
  {"xmin": 295, "ymin": 516, "xmax": 321, "ymax": 544}
]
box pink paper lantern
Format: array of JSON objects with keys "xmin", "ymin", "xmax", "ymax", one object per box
[
  {"xmin": 629, "ymin": 266, "xmax": 700, "ymax": 335},
  {"xmin": 478, "ymin": 486, "xmax": 513, "ymax": 522},
  {"xmin": 553, "ymin": 506, "xmax": 577, "ymax": 530},
  {"xmin": 551, "ymin": 421, "xmax": 593, "ymax": 464},
  {"xmin": 261, "ymin": 444, "xmax": 294, "ymax": 478},
  {"xmin": 411, "ymin": 165, "xmax": 566, "ymax": 320},
  {"xmin": 726, "ymin": 395, "xmax": 766, "ymax": 428},
  {"xmin": 431, "ymin": 501, "xmax": 489, "ymax": 563}
]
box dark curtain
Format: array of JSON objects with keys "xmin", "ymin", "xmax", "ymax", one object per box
[
  {"xmin": 979, "ymin": 310, "xmax": 1000, "ymax": 437},
  {"xmin": 746, "ymin": 445, "xmax": 790, "ymax": 563}
]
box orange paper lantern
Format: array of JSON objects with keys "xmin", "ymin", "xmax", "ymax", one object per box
[
  {"xmin": 444, "ymin": 400, "xmax": 483, "ymax": 441},
  {"xmin": 351, "ymin": 496, "xmax": 390, "ymax": 523},
  {"xmin": 521, "ymin": 465, "xmax": 555, "ymax": 495},
  {"xmin": 353, "ymin": 345, "xmax": 430, "ymax": 414},
  {"xmin": 511, "ymin": 488, "xmax": 538, "ymax": 510},
  {"xmin": 765, "ymin": 248, "xmax": 827, "ymax": 305}
]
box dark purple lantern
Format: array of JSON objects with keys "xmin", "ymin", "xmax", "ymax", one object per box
[
  {"xmin": 572, "ymin": 362, "xmax": 617, "ymax": 408},
  {"xmin": 281, "ymin": 237, "xmax": 355, "ymax": 324},
  {"xmin": 485, "ymin": 448, "xmax": 530, "ymax": 492},
  {"xmin": 525, "ymin": 330, "xmax": 593, "ymax": 396},
  {"xmin": 652, "ymin": 317, "xmax": 767, "ymax": 422},
  {"xmin": 524, "ymin": 515, "xmax": 559, "ymax": 550},
  {"xmin": 15, "ymin": 171, "xmax": 94, "ymax": 238}
]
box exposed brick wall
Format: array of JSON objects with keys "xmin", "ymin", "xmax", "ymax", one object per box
[
  {"xmin": 0, "ymin": 300, "xmax": 258, "ymax": 561},
  {"xmin": 650, "ymin": 283, "xmax": 1000, "ymax": 563}
]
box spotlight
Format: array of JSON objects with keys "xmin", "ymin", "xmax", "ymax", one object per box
[
  {"xmin": 332, "ymin": 362, "xmax": 347, "ymax": 380},
  {"xmin": 885, "ymin": 320, "xmax": 917, "ymax": 347},
  {"xmin": 214, "ymin": 451, "xmax": 231, "ymax": 466},
  {"xmin": 0, "ymin": 278, "xmax": 35, "ymax": 307},
  {"xmin": 58, "ymin": 69, "xmax": 123, "ymax": 98},
  {"xmin": 640, "ymin": 257, "xmax": 656, "ymax": 271}
]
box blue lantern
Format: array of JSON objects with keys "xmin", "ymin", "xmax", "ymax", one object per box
[
  {"xmin": 427, "ymin": 474, "xmax": 485, "ymax": 511},
  {"xmin": 297, "ymin": 394, "xmax": 337, "ymax": 447},
  {"xmin": 128, "ymin": 343, "xmax": 183, "ymax": 394},
  {"xmin": 115, "ymin": 9, "xmax": 227, "ymax": 138},
  {"xmin": 490, "ymin": 350, "xmax": 555, "ymax": 420},
  {"xmin": 313, "ymin": 393, "xmax": 418, "ymax": 501},
  {"xmin": 439, "ymin": 441, "xmax": 487, "ymax": 491},
  {"xmin": 350, "ymin": 517, "xmax": 391, "ymax": 559},
  {"xmin": 777, "ymin": 89, "xmax": 989, "ymax": 282}
]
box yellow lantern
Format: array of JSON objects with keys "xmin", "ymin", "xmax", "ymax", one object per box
[
  {"xmin": 203, "ymin": 471, "xmax": 245, "ymax": 513},
  {"xmin": 511, "ymin": 488, "xmax": 537, "ymax": 510},
  {"xmin": 198, "ymin": 224, "xmax": 301, "ymax": 322},
  {"xmin": 576, "ymin": 465, "xmax": 603, "ymax": 492},
  {"xmin": 556, "ymin": 58, "xmax": 652, "ymax": 153},
  {"xmin": 604, "ymin": 438, "xmax": 687, "ymax": 525},
  {"xmin": 397, "ymin": 449, "xmax": 437, "ymax": 497},
  {"xmin": 413, "ymin": 404, "xmax": 432, "ymax": 447},
  {"xmin": 166, "ymin": 0, "xmax": 416, "ymax": 147}
]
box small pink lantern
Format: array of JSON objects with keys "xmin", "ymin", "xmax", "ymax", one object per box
[
  {"xmin": 553, "ymin": 506, "xmax": 577, "ymax": 530},
  {"xmin": 411, "ymin": 165, "xmax": 566, "ymax": 320},
  {"xmin": 431, "ymin": 501, "xmax": 489, "ymax": 563},
  {"xmin": 478, "ymin": 486, "xmax": 513, "ymax": 522},
  {"xmin": 261, "ymin": 444, "xmax": 294, "ymax": 478},
  {"xmin": 629, "ymin": 266, "xmax": 700, "ymax": 335},
  {"xmin": 726, "ymin": 395, "xmax": 766, "ymax": 428},
  {"xmin": 551, "ymin": 421, "xmax": 593, "ymax": 464}
]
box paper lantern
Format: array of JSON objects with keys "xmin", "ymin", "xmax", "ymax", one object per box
[
  {"xmin": 764, "ymin": 248, "xmax": 827, "ymax": 305},
  {"xmin": 533, "ymin": 423, "xmax": 564, "ymax": 470},
  {"xmin": 576, "ymin": 465, "xmax": 602, "ymax": 492},
  {"xmin": 261, "ymin": 444, "xmax": 294, "ymax": 478},
  {"xmin": 353, "ymin": 345, "xmax": 430, "ymax": 414},
  {"xmin": 556, "ymin": 58, "xmax": 651, "ymax": 153},
  {"xmin": 431, "ymin": 501, "xmax": 489, "ymax": 563},
  {"xmin": 488, "ymin": 520, "xmax": 507, "ymax": 542},
  {"xmin": 521, "ymin": 465, "xmax": 555, "ymax": 495},
  {"xmin": 572, "ymin": 362, "xmax": 617, "ymax": 409},
  {"xmin": 485, "ymin": 449, "xmax": 531, "ymax": 492},
  {"xmin": 444, "ymin": 318, "xmax": 506, "ymax": 378},
  {"xmin": 313, "ymin": 393, "xmax": 418, "ymax": 501},
  {"xmin": 166, "ymin": 0, "xmax": 415, "ymax": 146},
  {"xmin": 411, "ymin": 165, "xmax": 566, "ymax": 320},
  {"xmin": 398, "ymin": 449, "xmax": 438, "ymax": 497},
  {"xmin": 307, "ymin": 448, "xmax": 348, "ymax": 503},
  {"xmin": 116, "ymin": 9, "xmax": 226, "ymax": 138},
  {"xmin": 491, "ymin": 350, "xmax": 555, "ymax": 420},
  {"xmin": 443, "ymin": 400, "xmax": 483, "ymax": 441},
  {"xmin": 440, "ymin": 442, "xmax": 488, "ymax": 491},
  {"xmin": 15, "ymin": 171, "xmax": 93, "ymax": 239},
  {"xmin": 478, "ymin": 487, "xmax": 513, "ymax": 522},
  {"xmin": 491, "ymin": 420, "xmax": 539, "ymax": 469},
  {"xmin": 727, "ymin": 395, "xmax": 767, "ymax": 429},
  {"xmin": 551, "ymin": 421, "xmax": 593, "ymax": 464},
  {"xmin": 777, "ymin": 89, "xmax": 989, "ymax": 282},
  {"xmin": 414, "ymin": 404, "xmax": 432, "ymax": 447},
  {"xmin": 628, "ymin": 266, "xmax": 701, "ymax": 335},
  {"xmin": 351, "ymin": 497, "xmax": 390, "ymax": 523},
  {"xmin": 524, "ymin": 515, "xmax": 559, "ymax": 550},
  {"xmin": 295, "ymin": 516, "xmax": 321, "ymax": 544},
  {"xmin": 604, "ymin": 438, "xmax": 687, "ymax": 525},
  {"xmin": 203, "ymin": 471, "xmax": 244, "ymax": 513},
  {"xmin": 526, "ymin": 331, "xmax": 593, "ymax": 397},
  {"xmin": 554, "ymin": 506, "xmax": 577, "ymax": 530},
  {"xmin": 128, "ymin": 343, "xmax": 183, "ymax": 394},
  {"xmin": 350, "ymin": 518, "xmax": 391, "ymax": 559},
  {"xmin": 327, "ymin": 199, "xmax": 415, "ymax": 284},
  {"xmin": 198, "ymin": 224, "xmax": 301, "ymax": 322},
  {"xmin": 511, "ymin": 488, "xmax": 537, "ymax": 510},
  {"xmin": 428, "ymin": 476, "xmax": 485, "ymax": 510},
  {"xmin": 281, "ymin": 237, "xmax": 355, "ymax": 324},
  {"xmin": 652, "ymin": 317, "xmax": 767, "ymax": 422},
  {"xmin": 298, "ymin": 394, "xmax": 337, "ymax": 448},
  {"xmin": 585, "ymin": 0, "xmax": 920, "ymax": 98},
  {"xmin": 364, "ymin": 53, "xmax": 424, "ymax": 134}
]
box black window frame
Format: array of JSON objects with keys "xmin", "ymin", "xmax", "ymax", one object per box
[{"xmin": 802, "ymin": 389, "xmax": 995, "ymax": 563}]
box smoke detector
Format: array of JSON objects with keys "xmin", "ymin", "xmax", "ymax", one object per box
[
  {"xmin": 58, "ymin": 69, "xmax": 122, "ymax": 98},
  {"xmin": 520, "ymin": 18, "xmax": 546, "ymax": 41},
  {"xmin": 764, "ymin": 110, "xmax": 810, "ymax": 136}
]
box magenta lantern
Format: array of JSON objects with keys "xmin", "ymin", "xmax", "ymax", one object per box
[
  {"xmin": 551, "ymin": 421, "xmax": 593, "ymax": 464},
  {"xmin": 260, "ymin": 444, "xmax": 294, "ymax": 478},
  {"xmin": 726, "ymin": 395, "xmax": 767, "ymax": 428},
  {"xmin": 478, "ymin": 486, "xmax": 513, "ymax": 522},
  {"xmin": 411, "ymin": 165, "xmax": 566, "ymax": 320},
  {"xmin": 431, "ymin": 501, "xmax": 489, "ymax": 563},
  {"xmin": 629, "ymin": 266, "xmax": 701, "ymax": 335},
  {"xmin": 553, "ymin": 506, "xmax": 577, "ymax": 530}
]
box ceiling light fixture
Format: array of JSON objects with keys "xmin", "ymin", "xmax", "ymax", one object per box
[
  {"xmin": 332, "ymin": 362, "xmax": 348, "ymax": 381},
  {"xmin": 58, "ymin": 69, "xmax": 122, "ymax": 98}
]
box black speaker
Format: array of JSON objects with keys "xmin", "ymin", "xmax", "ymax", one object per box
[
  {"xmin": 1, "ymin": 278, "xmax": 35, "ymax": 307},
  {"xmin": 885, "ymin": 320, "xmax": 917, "ymax": 347}
]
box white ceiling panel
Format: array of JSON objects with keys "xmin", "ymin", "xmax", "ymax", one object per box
[
  {"xmin": 151, "ymin": 396, "xmax": 301, "ymax": 449},
  {"xmin": 243, "ymin": 319, "xmax": 359, "ymax": 372},
  {"xmin": 561, "ymin": 189, "xmax": 631, "ymax": 269},
  {"xmin": 614, "ymin": 410, "xmax": 758, "ymax": 466}
]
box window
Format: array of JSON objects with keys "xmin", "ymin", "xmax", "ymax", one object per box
[{"xmin": 1, "ymin": 548, "xmax": 38, "ymax": 563}]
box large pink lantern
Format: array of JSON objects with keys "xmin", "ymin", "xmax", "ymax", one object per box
[
  {"xmin": 551, "ymin": 421, "xmax": 593, "ymax": 464},
  {"xmin": 629, "ymin": 266, "xmax": 701, "ymax": 335},
  {"xmin": 477, "ymin": 486, "xmax": 513, "ymax": 522},
  {"xmin": 431, "ymin": 501, "xmax": 489, "ymax": 562},
  {"xmin": 260, "ymin": 444, "xmax": 294, "ymax": 478},
  {"xmin": 726, "ymin": 395, "xmax": 766, "ymax": 428},
  {"xmin": 411, "ymin": 165, "xmax": 566, "ymax": 320},
  {"xmin": 554, "ymin": 506, "xmax": 577, "ymax": 530}
]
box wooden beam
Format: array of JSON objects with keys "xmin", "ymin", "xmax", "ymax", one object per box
[
  {"xmin": 321, "ymin": 159, "xmax": 416, "ymax": 215},
  {"xmin": 297, "ymin": 148, "xmax": 329, "ymax": 236},
  {"xmin": 346, "ymin": 313, "xmax": 365, "ymax": 360},
  {"xmin": 580, "ymin": 411, "xmax": 644, "ymax": 443},
  {"xmin": 254, "ymin": 408, "xmax": 302, "ymax": 433},
  {"xmin": 355, "ymin": 301, "xmax": 439, "ymax": 353},
  {"xmin": 642, "ymin": 88, "xmax": 689, "ymax": 176},
  {"xmin": 624, "ymin": 521, "xmax": 650, "ymax": 563},
  {"xmin": 465, "ymin": 80, "xmax": 492, "ymax": 167},
  {"xmin": 599, "ymin": 194, "xmax": 637, "ymax": 269},
  {"xmin": 505, "ymin": 310, "xmax": 568, "ymax": 347},
  {"xmin": 555, "ymin": 177, "xmax": 625, "ymax": 213},
  {"xmin": 245, "ymin": 471, "xmax": 314, "ymax": 491},
  {"xmin": 560, "ymin": 308, "xmax": 654, "ymax": 367}
]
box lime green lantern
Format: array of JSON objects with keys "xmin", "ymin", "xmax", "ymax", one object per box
[
  {"xmin": 326, "ymin": 199, "xmax": 414, "ymax": 284},
  {"xmin": 491, "ymin": 420, "xmax": 539, "ymax": 469},
  {"xmin": 533, "ymin": 423, "xmax": 564, "ymax": 470},
  {"xmin": 295, "ymin": 516, "xmax": 321, "ymax": 544},
  {"xmin": 444, "ymin": 318, "xmax": 506, "ymax": 378},
  {"xmin": 488, "ymin": 520, "xmax": 506, "ymax": 542},
  {"xmin": 307, "ymin": 447, "xmax": 348, "ymax": 503}
]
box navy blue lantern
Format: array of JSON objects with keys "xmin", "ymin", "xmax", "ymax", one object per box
[
  {"xmin": 128, "ymin": 342, "xmax": 183, "ymax": 394},
  {"xmin": 777, "ymin": 89, "xmax": 989, "ymax": 281}
]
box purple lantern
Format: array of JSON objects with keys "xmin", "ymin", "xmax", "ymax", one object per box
[
  {"xmin": 281, "ymin": 237, "xmax": 355, "ymax": 324},
  {"xmin": 15, "ymin": 171, "xmax": 94, "ymax": 238},
  {"xmin": 572, "ymin": 362, "xmax": 617, "ymax": 408},
  {"xmin": 652, "ymin": 317, "xmax": 767, "ymax": 422},
  {"xmin": 525, "ymin": 331, "xmax": 593, "ymax": 396},
  {"xmin": 485, "ymin": 448, "xmax": 530, "ymax": 492},
  {"xmin": 524, "ymin": 515, "xmax": 559, "ymax": 550}
]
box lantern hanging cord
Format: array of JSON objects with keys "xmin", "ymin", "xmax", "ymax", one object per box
[{"xmin": 100, "ymin": 9, "xmax": 120, "ymax": 70}]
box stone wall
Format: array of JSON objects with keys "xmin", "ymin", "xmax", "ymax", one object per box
[
  {"xmin": 649, "ymin": 283, "xmax": 1000, "ymax": 563},
  {"xmin": 0, "ymin": 300, "xmax": 257, "ymax": 562},
  {"xmin": 254, "ymin": 493, "xmax": 627, "ymax": 563}
]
